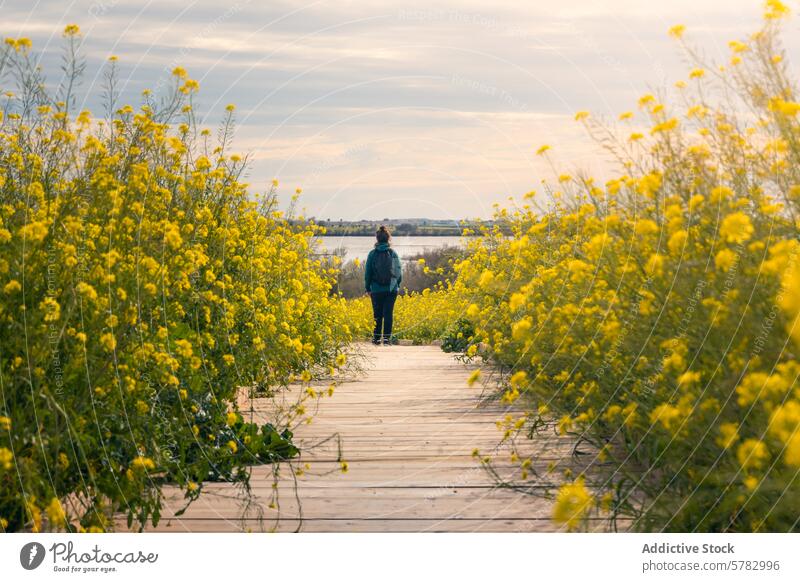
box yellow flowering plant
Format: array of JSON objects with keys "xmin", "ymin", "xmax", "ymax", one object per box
[
  {"xmin": 453, "ymin": 2, "xmax": 800, "ymax": 531},
  {"xmin": 346, "ymin": 286, "xmax": 468, "ymax": 345},
  {"xmin": 0, "ymin": 30, "xmax": 353, "ymax": 531}
]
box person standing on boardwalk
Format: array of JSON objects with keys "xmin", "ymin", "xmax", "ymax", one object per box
[{"xmin": 364, "ymin": 225, "xmax": 402, "ymax": 345}]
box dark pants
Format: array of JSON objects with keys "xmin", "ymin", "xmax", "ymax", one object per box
[{"xmin": 370, "ymin": 290, "xmax": 398, "ymax": 344}]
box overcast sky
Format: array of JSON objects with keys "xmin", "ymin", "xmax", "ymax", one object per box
[{"xmin": 3, "ymin": 0, "xmax": 799, "ymax": 219}]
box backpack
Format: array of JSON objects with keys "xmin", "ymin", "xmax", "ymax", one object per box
[{"xmin": 373, "ymin": 249, "xmax": 393, "ymax": 286}]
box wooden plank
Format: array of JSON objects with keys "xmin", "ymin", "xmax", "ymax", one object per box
[
  {"xmin": 155, "ymin": 496, "xmax": 556, "ymax": 521},
  {"xmin": 151, "ymin": 518, "xmax": 557, "ymax": 533},
  {"xmin": 144, "ymin": 344, "xmax": 595, "ymax": 533},
  {"xmin": 150, "ymin": 518, "xmax": 631, "ymax": 533}
]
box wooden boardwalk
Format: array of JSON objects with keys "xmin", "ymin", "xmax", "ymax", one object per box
[{"xmin": 149, "ymin": 344, "xmax": 583, "ymax": 532}]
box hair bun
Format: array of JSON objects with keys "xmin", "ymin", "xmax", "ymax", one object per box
[{"xmin": 375, "ymin": 225, "xmax": 391, "ymax": 243}]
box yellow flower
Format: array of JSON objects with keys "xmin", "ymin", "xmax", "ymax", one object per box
[
  {"xmin": 668, "ymin": 24, "xmax": 686, "ymax": 39},
  {"xmin": 677, "ymin": 370, "xmax": 701, "ymax": 387},
  {"xmin": 651, "ymin": 117, "xmax": 679, "ymax": 134},
  {"xmin": 667, "ymin": 230, "xmax": 688, "ymax": 256},
  {"xmin": 0, "ymin": 416, "xmax": 11, "ymax": 431},
  {"xmin": 174, "ymin": 339, "xmax": 193, "ymax": 359},
  {"xmin": 75, "ymin": 282, "xmax": 98, "ymax": 301},
  {"xmin": 3, "ymin": 280, "xmax": 21, "ymax": 294},
  {"xmin": 688, "ymin": 194, "xmax": 704, "ymax": 211},
  {"xmin": 638, "ymin": 93, "xmax": 656, "ymax": 108},
  {"xmin": 27, "ymin": 499, "xmax": 42, "ymax": 532},
  {"xmin": 719, "ymin": 212, "xmax": 754, "ymax": 244},
  {"xmin": 714, "ymin": 248, "xmax": 737, "ymax": 271},
  {"xmin": 510, "ymin": 370, "xmax": 528, "ymax": 389},
  {"xmin": 46, "ymin": 498, "xmax": 67, "ymax": 528},
  {"xmin": 508, "ymin": 292, "xmax": 526, "ymax": 311},
  {"xmin": 477, "ymin": 270, "xmax": 495, "ymax": 289},
  {"xmin": 227, "ymin": 440, "xmax": 238, "ymax": 454},
  {"xmin": 163, "ymin": 224, "xmax": 183, "ymax": 249},
  {"xmin": 0, "ymin": 447, "xmax": 13, "ymax": 470},
  {"xmin": 716, "ymin": 422, "xmax": 739, "ymax": 449},
  {"xmin": 735, "ymin": 372, "xmax": 789, "ymax": 406},
  {"xmin": 768, "ymin": 401, "xmax": 800, "ymax": 444},
  {"xmin": 511, "ymin": 318, "xmax": 532, "ymax": 341},
  {"xmin": 770, "ymin": 99, "xmax": 800, "ymax": 116},
  {"xmin": 553, "ymin": 478, "xmax": 594, "ymax": 531},
  {"xmin": 710, "ymin": 186, "xmax": 733, "ymax": 203},
  {"xmin": 467, "ymin": 369, "xmax": 482, "ymax": 387},
  {"xmin": 728, "ymin": 40, "xmax": 749, "ymax": 53},
  {"xmin": 63, "ymin": 24, "xmax": 81, "ymax": 36},
  {"xmin": 744, "ymin": 475, "xmax": 760, "ymax": 491},
  {"xmin": 130, "ymin": 456, "xmax": 155, "ymax": 471},
  {"xmin": 20, "ymin": 221, "xmax": 48, "ymax": 242},
  {"xmin": 634, "ymin": 218, "xmax": 659, "ymax": 235},
  {"xmin": 784, "ymin": 433, "xmax": 800, "ymax": 467},
  {"xmin": 335, "ymin": 353, "xmax": 347, "ymax": 367},
  {"xmin": 645, "ymin": 253, "xmax": 665, "ymax": 276},
  {"xmin": 764, "ymin": 0, "xmax": 790, "ymax": 20},
  {"xmin": 226, "ymin": 411, "xmax": 238, "ymax": 426},
  {"xmin": 195, "ymin": 156, "xmax": 212, "ymax": 171},
  {"xmin": 650, "ymin": 403, "xmax": 681, "ymax": 430},
  {"xmin": 99, "ymin": 333, "xmax": 117, "ymax": 352},
  {"xmin": 536, "ymin": 144, "xmax": 550, "ymax": 155},
  {"xmin": 736, "ymin": 439, "xmax": 769, "ymax": 471}
]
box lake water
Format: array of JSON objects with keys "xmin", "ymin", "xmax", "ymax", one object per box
[{"xmin": 317, "ymin": 236, "xmax": 464, "ymax": 262}]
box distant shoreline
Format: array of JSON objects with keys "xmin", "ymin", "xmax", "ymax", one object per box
[{"xmin": 294, "ymin": 218, "xmax": 497, "ymax": 237}]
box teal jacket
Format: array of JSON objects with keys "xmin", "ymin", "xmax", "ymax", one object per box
[{"xmin": 364, "ymin": 243, "xmax": 402, "ymax": 293}]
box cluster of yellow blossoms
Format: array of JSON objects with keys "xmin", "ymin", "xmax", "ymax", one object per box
[
  {"xmin": 0, "ymin": 28, "xmax": 352, "ymax": 531},
  {"xmin": 347, "ymin": 287, "xmax": 467, "ymax": 345},
  {"xmin": 453, "ymin": 2, "xmax": 800, "ymax": 531}
]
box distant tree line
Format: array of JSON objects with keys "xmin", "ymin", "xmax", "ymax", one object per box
[{"xmin": 309, "ymin": 219, "xmax": 494, "ymax": 237}]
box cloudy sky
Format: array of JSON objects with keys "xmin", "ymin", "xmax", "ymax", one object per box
[{"xmin": 3, "ymin": 0, "xmax": 798, "ymax": 219}]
